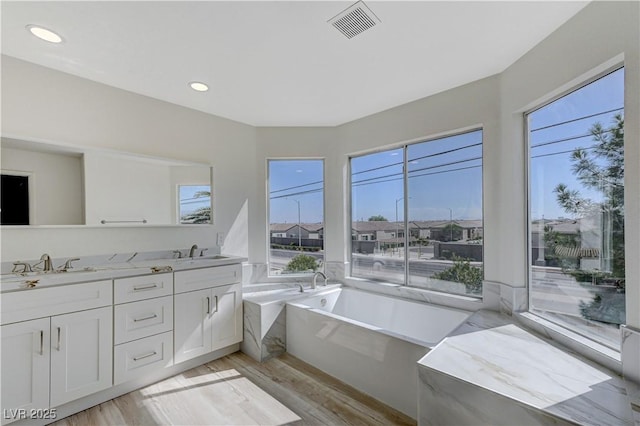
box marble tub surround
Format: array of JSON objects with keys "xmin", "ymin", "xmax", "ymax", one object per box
[
  {"xmin": 418, "ymin": 310, "xmax": 634, "ymax": 425},
  {"xmin": 241, "ymin": 283, "xmax": 342, "ymax": 362},
  {"xmin": 622, "ymin": 325, "xmax": 640, "ymax": 384}
]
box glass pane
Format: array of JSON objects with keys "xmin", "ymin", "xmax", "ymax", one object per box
[
  {"xmin": 269, "ymin": 160, "xmax": 324, "ymax": 275},
  {"xmin": 407, "ymin": 130, "xmax": 483, "ymax": 296},
  {"xmin": 351, "ymin": 148, "xmax": 405, "ymax": 284},
  {"xmin": 528, "ymin": 68, "xmax": 625, "ymax": 348},
  {"xmin": 179, "ymin": 185, "xmax": 211, "ymax": 224}
]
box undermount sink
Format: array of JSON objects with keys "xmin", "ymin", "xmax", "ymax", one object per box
[{"xmin": 176, "ymin": 255, "xmax": 228, "ymax": 262}]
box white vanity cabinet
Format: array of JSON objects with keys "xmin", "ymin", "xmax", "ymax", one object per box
[
  {"xmin": 0, "ymin": 318, "xmax": 50, "ymax": 425},
  {"xmin": 112, "ymin": 273, "xmax": 174, "ymax": 385},
  {"xmin": 174, "ymin": 265, "xmax": 242, "ymax": 364},
  {"xmin": 0, "ymin": 280, "xmax": 113, "ymax": 424},
  {"xmin": 49, "ymin": 307, "xmax": 113, "ymax": 407}
]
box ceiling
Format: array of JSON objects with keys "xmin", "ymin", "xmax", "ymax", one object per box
[{"xmin": 1, "ymin": 1, "xmax": 589, "ymax": 127}]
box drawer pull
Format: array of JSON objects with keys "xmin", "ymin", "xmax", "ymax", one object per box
[
  {"xmin": 39, "ymin": 330, "xmax": 44, "ymax": 356},
  {"xmin": 133, "ymin": 313, "xmax": 158, "ymax": 323},
  {"xmin": 133, "ymin": 351, "xmax": 157, "ymax": 362},
  {"xmin": 56, "ymin": 327, "xmax": 61, "ymax": 351},
  {"xmin": 213, "ymin": 295, "xmax": 219, "ymax": 313},
  {"xmin": 133, "ymin": 283, "xmax": 158, "ymax": 291},
  {"xmin": 206, "ymin": 296, "xmax": 211, "ymax": 315}
]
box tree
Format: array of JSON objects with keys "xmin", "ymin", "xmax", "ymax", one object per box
[
  {"xmin": 285, "ymin": 254, "xmax": 319, "ymax": 272},
  {"xmin": 368, "ymin": 215, "xmax": 388, "ymax": 221},
  {"xmin": 432, "ymin": 255, "xmax": 483, "ymax": 295},
  {"xmin": 554, "ymin": 114, "xmax": 624, "ymax": 278},
  {"xmin": 180, "ymin": 190, "xmax": 211, "ymax": 224},
  {"xmin": 553, "ymin": 114, "xmax": 625, "ymax": 324}
]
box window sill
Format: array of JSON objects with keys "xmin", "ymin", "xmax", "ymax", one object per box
[
  {"xmin": 515, "ymin": 311, "xmax": 621, "ymax": 374},
  {"xmin": 343, "ymin": 276, "xmax": 484, "ymax": 312}
]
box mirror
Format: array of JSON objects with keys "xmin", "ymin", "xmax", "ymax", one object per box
[{"xmin": 0, "ymin": 137, "xmax": 212, "ymax": 226}]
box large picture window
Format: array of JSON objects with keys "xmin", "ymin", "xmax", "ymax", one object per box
[
  {"xmin": 350, "ymin": 129, "xmax": 483, "ymax": 297},
  {"xmin": 527, "ymin": 68, "xmax": 624, "ymax": 348},
  {"xmin": 268, "ymin": 160, "xmax": 324, "ymax": 275}
]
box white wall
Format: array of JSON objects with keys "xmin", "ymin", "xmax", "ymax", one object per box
[
  {"xmin": 1, "ymin": 55, "xmax": 256, "ymax": 260},
  {"xmin": 1, "ymin": 146, "xmax": 84, "ymax": 225},
  {"xmin": 497, "ymin": 1, "xmax": 639, "ymax": 327},
  {"xmin": 252, "ymin": 1, "xmax": 639, "ymax": 325},
  {"xmin": 2, "ymin": 2, "xmax": 638, "ymax": 325}
]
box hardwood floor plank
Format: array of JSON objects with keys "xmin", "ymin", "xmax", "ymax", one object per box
[{"xmin": 51, "ymin": 351, "xmax": 415, "ymax": 426}]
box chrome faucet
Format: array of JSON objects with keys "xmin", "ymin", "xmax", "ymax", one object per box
[
  {"xmin": 40, "ymin": 254, "xmax": 54, "ymax": 272},
  {"xmin": 172, "ymin": 250, "xmax": 183, "ymax": 259},
  {"xmin": 62, "ymin": 258, "xmax": 80, "ymax": 271},
  {"xmin": 12, "ymin": 261, "xmax": 33, "ymax": 273},
  {"xmin": 189, "ymin": 244, "xmax": 198, "ymax": 258},
  {"xmin": 312, "ymin": 271, "xmax": 328, "ymax": 289},
  {"xmin": 296, "ymin": 283, "xmax": 305, "ymax": 293}
]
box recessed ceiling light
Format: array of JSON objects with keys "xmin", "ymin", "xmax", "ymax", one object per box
[
  {"xmin": 26, "ymin": 25, "xmax": 63, "ymax": 43},
  {"xmin": 189, "ymin": 82, "xmax": 209, "ymax": 92}
]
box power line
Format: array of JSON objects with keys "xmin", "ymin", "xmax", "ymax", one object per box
[
  {"xmin": 408, "ymin": 156, "xmax": 482, "ymax": 174},
  {"xmin": 270, "ymin": 180, "xmax": 323, "ymax": 194},
  {"xmin": 270, "ymin": 187, "xmax": 323, "ymax": 200},
  {"xmin": 408, "ymin": 142, "xmax": 482, "ymax": 163},
  {"xmin": 531, "ymin": 145, "xmax": 597, "ymax": 159},
  {"xmin": 351, "ymin": 141, "xmax": 481, "ymax": 177},
  {"xmin": 531, "ymin": 127, "xmax": 621, "ymax": 149},
  {"xmin": 530, "ymin": 107, "xmax": 623, "ymax": 133}
]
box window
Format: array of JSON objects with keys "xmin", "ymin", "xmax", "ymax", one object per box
[
  {"xmin": 268, "ymin": 160, "xmax": 324, "ymax": 275},
  {"xmin": 350, "ymin": 129, "xmax": 483, "ymax": 297},
  {"xmin": 527, "ymin": 68, "xmax": 624, "ymax": 348},
  {"xmin": 178, "ymin": 185, "xmax": 211, "ymax": 224}
]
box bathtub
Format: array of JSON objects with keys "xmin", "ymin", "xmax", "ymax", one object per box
[
  {"xmin": 241, "ymin": 283, "xmax": 341, "ymax": 362},
  {"xmin": 286, "ymin": 287, "xmax": 471, "ymax": 419}
]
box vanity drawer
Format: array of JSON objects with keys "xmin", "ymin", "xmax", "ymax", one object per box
[
  {"xmin": 114, "ymin": 331, "xmax": 173, "ymax": 385},
  {"xmin": 174, "ymin": 264, "xmax": 241, "ymax": 294},
  {"xmin": 1, "ymin": 280, "xmax": 113, "ymax": 325},
  {"xmin": 114, "ymin": 296, "xmax": 173, "ymax": 345},
  {"xmin": 114, "ymin": 273, "xmax": 173, "ymax": 304}
]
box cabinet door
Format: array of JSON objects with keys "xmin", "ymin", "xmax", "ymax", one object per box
[
  {"xmin": 1, "ymin": 318, "xmax": 50, "ymax": 425},
  {"xmin": 50, "ymin": 307, "xmax": 113, "ymax": 407},
  {"xmin": 210, "ymin": 283, "xmax": 243, "ymax": 352},
  {"xmin": 174, "ymin": 289, "xmax": 212, "ymax": 364}
]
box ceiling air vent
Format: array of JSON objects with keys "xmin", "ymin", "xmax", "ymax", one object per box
[{"xmin": 328, "ymin": 1, "xmax": 381, "ymax": 39}]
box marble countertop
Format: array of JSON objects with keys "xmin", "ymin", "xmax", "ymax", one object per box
[
  {"xmin": 419, "ymin": 310, "xmax": 635, "ymax": 425},
  {"xmin": 0, "ymin": 255, "xmax": 247, "ymax": 293}
]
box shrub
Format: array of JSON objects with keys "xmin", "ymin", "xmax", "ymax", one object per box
[
  {"xmin": 285, "ymin": 254, "xmax": 319, "ymax": 272},
  {"xmin": 433, "ymin": 255, "xmax": 483, "ymax": 295}
]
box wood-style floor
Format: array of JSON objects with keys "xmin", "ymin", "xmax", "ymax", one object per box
[{"xmin": 53, "ymin": 352, "xmax": 416, "ymax": 426}]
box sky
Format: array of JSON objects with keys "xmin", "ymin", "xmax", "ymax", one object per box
[
  {"xmin": 268, "ymin": 68, "xmax": 624, "ymax": 225},
  {"xmin": 179, "ymin": 185, "xmax": 211, "ymax": 216}
]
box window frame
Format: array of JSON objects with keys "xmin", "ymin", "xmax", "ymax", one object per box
[
  {"xmin": 524, "ymin": 64, "xmax": 625, "ymax": 351},
  {"xmin": 347, "ymin": 127, "xmax": 485, "ymax": 297},
  {"xmin": 266, "ymin": 157, "xmax": 326, "ymax": 277}
]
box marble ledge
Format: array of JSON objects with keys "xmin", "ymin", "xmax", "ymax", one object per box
[{"xmin": 418, "ymin": 310, "xmax": 635, "ymax": 426}]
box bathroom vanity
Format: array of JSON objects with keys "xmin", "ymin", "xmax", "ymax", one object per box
[{"xmin": 0, "ymin": 255, "xmax": 244, "ymax": 425}]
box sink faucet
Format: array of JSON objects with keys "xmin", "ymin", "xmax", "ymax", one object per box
[
  {"xmin": 312, "ymin": 271, "xmax": 328, "ymax": 289},
  {"xmin": 172, "ymin": 250, "xmax": 183, "ymax": 259},
  {"xmin": 12, "ymin": 261, "xmax": 33, "ymax": 273},
  {"xmin": 40, "ymin": 253, "xmax": 54, "ymax": 272},
  {"xmin": 189, "ymin": 244, "xmax": 198, "ymax": 258}
]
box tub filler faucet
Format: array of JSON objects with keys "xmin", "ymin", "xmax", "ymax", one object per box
[{"xmin": 312, "ymin": 271, "xmax": 328, "ymax": 289}]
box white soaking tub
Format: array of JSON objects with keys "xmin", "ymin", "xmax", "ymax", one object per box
[{"xmin": 286, "ymin": 287, "xmax": 471, "ymax": 419}]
